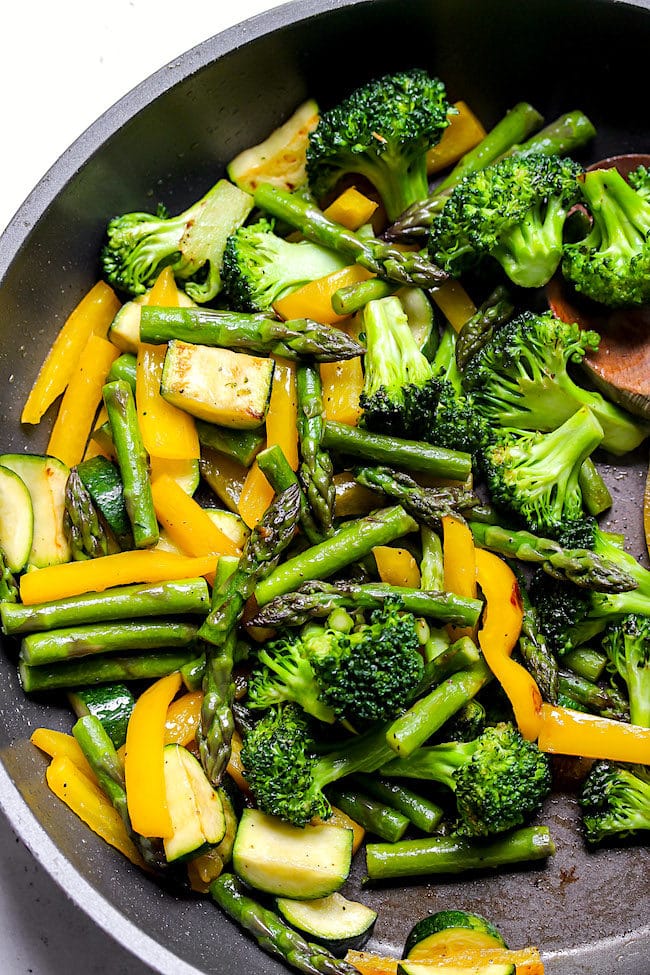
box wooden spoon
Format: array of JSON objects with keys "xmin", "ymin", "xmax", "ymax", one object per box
[{"xmin": 546, "ymin": 153, "xmax": 650, "ymax": 419}]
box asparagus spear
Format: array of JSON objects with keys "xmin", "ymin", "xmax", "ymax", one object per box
[
  {"xmin": 0, "ymin": 550, "xmax": 18, "ymax": 603},
  {"xmin": 349, "ymin": 775, "xmax": 444, "ymax": 833},
  {"xmin": 326, "ymin": 786, "xmax": 410, "ymax": 843},
  {"xmin": 389, "ymin": 108, "xmax": 595, "ymax": 238},
  {"xmin": 253, "ymin": 183, "xmax": 448, "ymax": 289},
  {"xmin": 248, "ymin": 580, "xmax": 482, "ymax": 630},
  {"xmin": 64, "ymin": 469, "xmax": 121, "ymax": 560},
  {"xmin": 420, "ymin": 526, "xmax": 444, "ymax": 591},
  {"xmin": 468, "ymin": 521, "xmax": 636, "ymax": 592},
  {"xmin": 107, "ymin": 352, "xmax": 137, "ymax": 390},
  {"xmin": 72, "ymin": 714, "xmax": 168, "ymax": 872},
  {"xmin": 331, "ymin": 278, "xmax": 394, "ymax": 316},
  {"xmin": 139, "ymin": 306, "xmax": 364, "ymax": 362},
  {"xmin": 365, "ymin": 826, "xmax": 555, "ymax": 881},
  {"xmin": 297, "ymin": 364, "xmax": 335, "ymax": 536},
  {"xmin": 256, "ymin": 444, "xmax": 322, "ymax": 545},
  {"xmin": 516, "ymin": 574, "xmax": 559, "ymax": 704},
  {"xmin": 196, "ymin": 419, "xmax": 265, "ymax": 468},
  {"xmin": 1, "ymin": 578, "xmax": 209, "ymax": 635},
  {"xmin": 19, "ymin": 649, "xmax": 198, "ymax": 693},
  {"xmin": 454, "ymin": 285, "xmax": 515, "ymax": 371},
  {"xmin": 563, "ymin": 646, "xmax": 607, "ymax": 682},
  {"xmin": 20, "ymin": 619, "xmax": 200, "ymax": 666},
  {"xmin": 102, "ymin": 379, "xmax": 159, "ymax": 548},
  {"xmin": 210, "ymin": 874, "xmax": 362, "ymax": 975},
  {"xmin": 254, "ymin": 506, "xmax": 418, "ymax": 607},
  {"xmin": 198, "ymin": 484, "xmax": 301, "ymax": 785},
  {"xmin": 354, "ymin": 466, "xmax": 479, "ymax": 527},
  {"xmin": 322, "ymin": 421, "xmax": 472, "ymax": 480},
  {"xmin": 558, "ymin": 669, "xmax": 629, "ymax": 721}
]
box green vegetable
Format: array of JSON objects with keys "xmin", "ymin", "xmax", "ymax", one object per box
[
  {"xmin": 602, "ymin": 614, "xmax": 650, "ymax": 727},
  {"xmin": 327, "ymin": 785, "xmax": 410, "ymax": 842},
  {"xmin": 399, "ymin": 911, "xmax": 513, "ymax": 975},
  {"xmin": 68, "ymin": 684, "xmax": 134, "ymax": 749},
  {"xmin": 297, "ymin": 363, "xmax": 335, "ymax": 536},
  {"xmin": 275, "ymin": 892, "xmax": 377, "ymax": 956},
  {"xmin": 354, "ymin": 466, "xmax": 478, "ymax": 528},
  {"xmin": 163, "ymin": 743, "xmax": 227, "ymax": 863},
  {"xmin": 0, "ymin": 464, "xmax": 33, "ymax": 572},
  {"xmin": 579, "ymin": 761, "xmax": 650, "ymax": 846},
  {"xmin": 77, "ymin": 456, "xmax": 133, "ymax": 546},
  {"xmin": 64, "ymin": 468, "xmax": 121, "ymax": 560},
  {"xmin": 19, "ymin": 649, "xmax": 198, "ymax": 693},
  {"xmin": 20, "ymin": 619, "xmax": 200, "ymax": 666}
]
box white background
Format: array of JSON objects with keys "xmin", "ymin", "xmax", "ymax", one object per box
[{"xmin": 0, "ymin": 3, "xmax": 283, "ymax": 972}]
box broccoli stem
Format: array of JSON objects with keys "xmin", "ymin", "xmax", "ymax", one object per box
[
  {"xmin": 579, "ymin": 458, "xmax": 613, "ymax": 517},
  {"xmin": 331, "ymin": 278, "xmax": 395, "ymax": 316},
  {"xmin": 354, "ymin": 466, "xmax": 478, "ymax": 528},
  {"xmin": 350, "ymin": 774, "xmax": 444, "ymax": 833},
  {"xmin": 1, "ymin": 579, "xmax": 210, "ymax": 635},
  {"xmin": 19, "ymin": 649, "xmax": 198, "ymax": 693},
  {"xmin": 248, "ymin": 580, "xmax": 482, "ymax": 630},
  {"xmin": 256, "ymin": 444, "xmax": 323, "ymax": 545},
  {"xmin": 139, "ymin": 306, "xmax": 364, "ymax": 362},
  {"xmin": 385, "ymin": 659, "xmax": 492, "ymax": 759},
  {"xmin": 72, "ymin": 715, "xmax": 167, "ymax": 872},
  {"xmin": 210, "ymin": 874, "xmax": 362, "ymax": 975},
  {"xmin": 467, "ymin": 521, "xmax": 636, "ymax": 593},
  {"xmin": 365, "ymin": 826, "xmax": 555, "ymax": 880},
  {"xmin": 102, "ymin": 380, "xmax": 159, "ymax": 549},
  {"xmin": 254, "ymin": 506, "xmax": 418, "ymax": 607},
  {"xmin": 557, "ymin": 669, "xmax": 629, "ymax": 721},
  {"xmin": 297, "ymin": 364, "xmax": 335, "ymax": 536},
  {"xmin": 20, "ymin": 619, "xmax": 200, "ymax": 667},
  {"xmin": 253, "ymin": 184, "xmax": 449, "ymax": 289},
  {"xmin": 322, "ymin": 421, "xmax": 472, "ymax": 480},
  {"xmin": 327, "ymin": 785, "xmax": 410, "ymax": 842},
  {"xmin": 64, "ymin": 469, "xmax": 120, "ymax": 560},
  {"xmin": 198, "ymin": 485, "xmax": 301, "ymax": 785}
]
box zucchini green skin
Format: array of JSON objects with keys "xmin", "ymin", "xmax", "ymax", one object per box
[
  {"xmin": 1, "ymin": 578, "xmax": 210, "ymax": 635},
  {"xmin": 399, "ymin": 911, "xmax": 513, "ymax": 975},
  {"xmin": 68, "ymin": 684, "xmax": 135, "ymax": 750},
  {"xmin": 195, "ymin": 419, "xmax": 265, "ymax": 468},
  {"xmin": 20, "ymin": 619, "xmax": 200, "ymax": 666},
  {"xmin": 77, "ymin": 455, "xmax": 132, "ymax": 547},
  {"xmin": 404, "ymin": 911, "xmax": 507, "ymax": 958},
  {"xmin": 19, "ymin": 649, "xmax": 199, "ymax": 693}
]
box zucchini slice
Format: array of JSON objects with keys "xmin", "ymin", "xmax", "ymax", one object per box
[
  {"xmin": 232, "ymin": 808, "xmax": 353, "ymax": 899},
  {"xmin": 276, "ymin": 892, "xmax": 377, "ymax": 955},
  {"xmin": 0, "ymin": 454, "xmax": 70, "ymax": 568},
  {"xmin": 77, "ymin": 456, "xmax": 132, "ymax": 547},
  {"xmin": 398, "ymin": 911, "xmax": 514, "ymax": 975},
  {"xmin": 0, "ymin": 464, "xmax": 33, "ymax": 572},
  {"xmin": 187, "ymin": 787, "xmax": 239, "ymax": 893},
  {"xmin": 161, "ymin": 340, "xmax": 275, "ymax": 429},
  {"xmin": 68, "ymin": 684, "xmax": 135, "ymax": 750},
  {"xmin": 227, "ymin": 99, "xmax": 320, "ymax": 194},
  {"xmin": 163, "ymin": 743, "xmax": 227, "ymax": 863}
]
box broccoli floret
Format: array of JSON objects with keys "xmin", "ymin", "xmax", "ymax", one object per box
[
  {"xmin": 533, "ymin": 517, "xmax": 650, "ymax": 654},
  {"xmin": 221, "ymin": 218, "xmax": 348, "ymax": 312},
  {"xmin": 308, "ymin": 601, "xmax": 424, "ymax": 725},
  {"xmin": 428, "ymin": 153, "xmax": 583, "ymax": 288},
  {"xmin": 381, "ymin": 723, "xmax": 552, "ymax": 837},
  {"xmin": 307, "ymin": 69, "xmax": 452, "ymax": 221},
  {"xmin": 628, "ymin": 164, "xmax": 650, "ymax": 202},
  {"xmin": 481, "ymin": 406, "xmax": 604, "ymax": 534},
  {"xmin": 603, "ymin": 615, "xmax": 650, "ymax": 728},
  {"xmin": 579, "ymin": 760, "xmax": 650, "ymax": 845},
  {"xmin": 240, "ymin": 703, "xmax": 395, "ymax": 826},
  {"xmin": 359, "ymin": 295, "xmax": 439, "ymax": 439},
  {"xmin": 562, "ymin": 166, "xmax": 650, "ymax": 307},
  {"xmin": 247, "ymin": 602, "xmax": 423, "ymax": 727},
  {"xmin": 437, "ymin": 699, "xmax": 487, "ymax": 743},
  {"xmin": 101, "ymin": 181, "xmax": 251, "ymax": 302},
  {"xmin": 461, "ymin": 311, "xmax": 650, "ymax": 456},
  {"xmin": 428, "ymin": 323, "xmax": 484, "ymax": 454}
]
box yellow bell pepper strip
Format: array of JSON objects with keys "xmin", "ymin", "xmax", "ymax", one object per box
[
  {"xmin": 537, "ymin": 703, "xmax": 650, "ymax": 764},
  {"xmin": 238, "ymin": 358, "xmax": 298, "ymax": 528},
  {"xmin": 475, "ymin": 548, "xmax": 542, "ymax": 742},
  {"xmin": 124, "ymin": 671, "xmax": 182, "ymax": 837},
  {"xmin": 31, "ymin": 727, "xmax": 96, "ymax": 782},
  {"xmin": 273, "ymin": 264, "xmax": 373, "ymax": 326},
  {"xmin": 46, "ymin": 754, "xmax": 146, "ymax": 867},
  {"xmin": 164, "ymin": 689, "xmax": 203, "ymax": 746},
  {"xmin": 150, "ymin": 455, "xmax": 197, "ymax": 494},
  {"xmin": 442, "ymin": 513, "xmax": 477, "ymax": 640},
  {"xmin": 324, "ymin": 187, "xmax": 379, "ymax": 230},
  {"xmin": 320, "ymin": 355, "xmax": 365, "ymax": 426},
  {"xmin": 227, "ymin": 729, "xmax": 250, "ymax": 795},
  {"xmin": 373, "ymin": 546, "xmax": 421, "ymax": 588},
  {"xmin": 135, "ymin": 268, "xmax": 200, "ymax": 462},
  {"xmin": 20, "ymin": 550, "xmax": 218, "ymax": 605},
  {"xmin": 21, "ymin": 280, "xmax": 121, "ymax": 425},
  {"xmin": 151, "ymin": 473, "xmax": 241, "ymax": 559},
  {"xmin": 426, "ymin": 100, "xmax": 487, "ymax": 175},
  {"xmin": 430, "ymin": 279, "xmax": 477, "ymax": 333},
  {"xmin": 345, "ymin": 946, "xmax": 544, "ymax": 975},
  {"xmin": 46, "ymin": 334, "xmax": 120, "ymax": 467}
]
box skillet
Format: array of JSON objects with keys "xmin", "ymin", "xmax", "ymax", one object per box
[{"xmin": 0, "ymin": 1, "xmax": 649, "ymax": 972}]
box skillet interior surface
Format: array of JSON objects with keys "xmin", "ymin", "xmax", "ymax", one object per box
[{"xmin": 0, "ymin": 1, "xmax": 649, "ymax": 972}]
